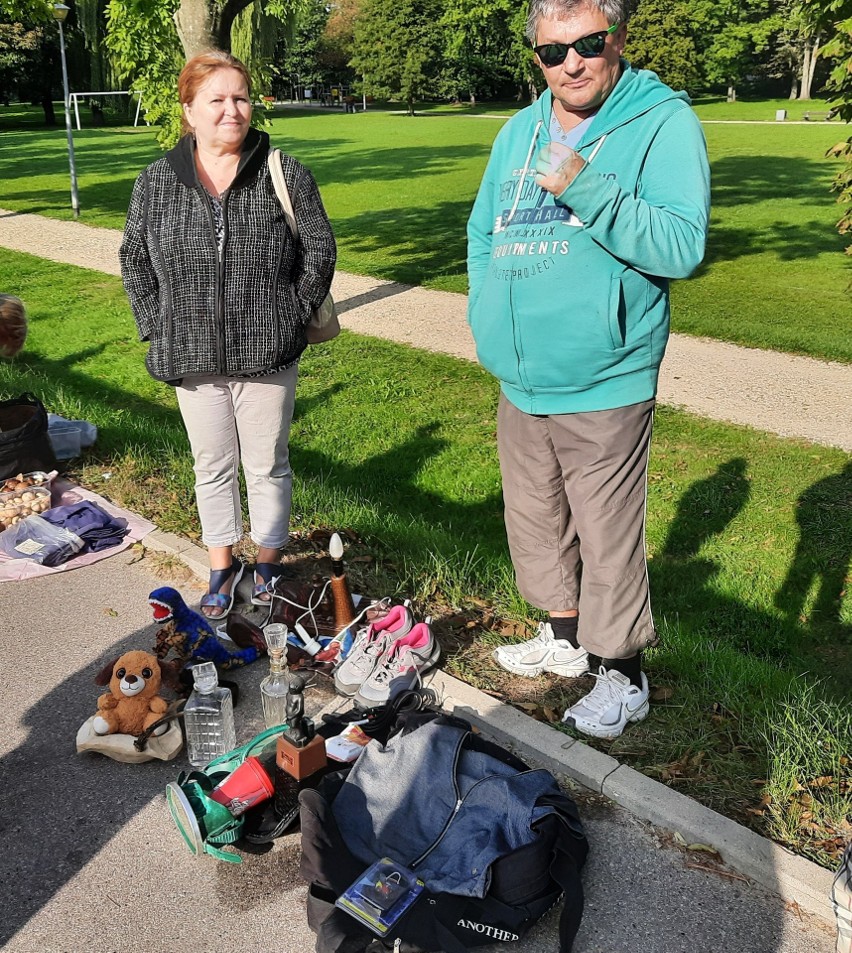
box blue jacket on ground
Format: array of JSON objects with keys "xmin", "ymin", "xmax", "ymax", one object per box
[
  {"xmin": 467, "ymin": 64, "xmax": 711, "ymax": 414},
  {"xmin": 332, "ymin": 717, "xmax": 585, "ymax": 897}
]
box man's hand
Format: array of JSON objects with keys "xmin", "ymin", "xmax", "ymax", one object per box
[{"xmin": 534, "ymin": 143, "xmax": 586, "ymax": 196}]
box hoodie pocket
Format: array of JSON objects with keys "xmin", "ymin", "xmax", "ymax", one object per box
[{"xmin": 607, "ymin": 275, "xmax": 626, "ymax": 350}]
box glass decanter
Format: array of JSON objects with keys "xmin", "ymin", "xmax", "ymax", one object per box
[{"xmin": 260, "ymin": 623, "xmax": 291, "ymax": 729}]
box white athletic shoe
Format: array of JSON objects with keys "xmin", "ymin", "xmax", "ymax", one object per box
[
  {"xmin": 492, "ymin": 622, "xmax": 589, "ymax": 678},
  {"xmin": 562, "ymin": 666, "xmax": 650, "ymax": 739}
]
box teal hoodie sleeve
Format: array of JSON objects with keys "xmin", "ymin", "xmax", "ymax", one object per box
[{"xmin": 557, "ymin": 104, "xmax": 710, "ymax": 279}]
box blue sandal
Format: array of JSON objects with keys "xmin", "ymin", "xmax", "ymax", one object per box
[
  {"xmin": 252, "ymin": 562, "xmax": 282, "ymax": 606},
  {"xmin": 200, "ymin": 558, "xmax": 244, "ymax": 619}
]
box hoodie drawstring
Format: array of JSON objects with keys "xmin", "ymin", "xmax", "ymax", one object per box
[
  {"xmin": 505, "ymin": 123, "xmax": 608, "ymax": 229},
  {"xmin": 505, "ymin": 120, "xmax": 542, "ymax": 228}
]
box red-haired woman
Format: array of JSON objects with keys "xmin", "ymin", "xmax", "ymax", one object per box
[{"xmin": 120, "ymin": 51, "xmax": 336, "ymax": 619}]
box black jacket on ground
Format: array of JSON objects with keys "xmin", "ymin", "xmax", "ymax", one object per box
[{"xmin": 120, "ymin": 128, "xmax": 336, "ymax": 382}]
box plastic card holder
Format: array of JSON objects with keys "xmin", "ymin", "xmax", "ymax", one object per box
[{"xmin": 336, "ymin": 857, "xmax": 425, "ymax": 936}]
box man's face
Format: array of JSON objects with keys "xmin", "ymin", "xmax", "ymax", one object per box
[{"xmin": 534, "ymin": 4, "xmax": 626, "ymax": 117}]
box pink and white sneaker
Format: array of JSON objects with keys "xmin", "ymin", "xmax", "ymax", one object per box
[
  {"xmin": 354, "ymin": 621, "xmax": 441, "ymax": 707},
  {"xmin": 333, "ymin": 604, "xmax": 413, "ymax": 696}
]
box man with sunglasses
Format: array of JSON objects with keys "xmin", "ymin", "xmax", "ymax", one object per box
[{"xmin": 467, "ymin": 0, "xmax": 710, "ymax": 739}]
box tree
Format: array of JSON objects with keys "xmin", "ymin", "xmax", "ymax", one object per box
[
  {"xmin": 0, "ymin": 21, "xmax": 41, "ymax": 105},
  {"xmin": 439, "ymin": 0, "xmax": 519, "ymax": 105},
  {"xmin": 768, "ymin": 0, "xmax": 822, "ymax": 99},
  {"xmin": 0, "ymin": 0, "xmax": 85, "ymax": 124},
  {"xmin": 626, "ymin": 0, "xmax": 700, "ymax": 93},
  {"xmin": 800, "ymin": 0, "xmax": 852, "ymax": 260},
  {"xmin": 689, "ymin": 0, "xmax": 783, "ymax": 101},
  {"xmin": 350, "ymin": 0, "xmax": 443, "ymax": 114},
  {"xmin": 104, "ymin": 0, "xmax": 298, "ymax": 145},
  {"xmin": 322, "ymin": 0, "xmax": 360, "ymax": 82},
  {"xmin": 280, "ymin": 0, "xmax": 332, "ymax": 92}
]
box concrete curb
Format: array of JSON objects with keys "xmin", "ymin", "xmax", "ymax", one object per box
[
  {"xmin": 140, "ymin": 525, "xmax": 836, "ymax": 926},
  {"xmin": 427, "ymin": 670, "xmax": 835, "ymax": 924}
]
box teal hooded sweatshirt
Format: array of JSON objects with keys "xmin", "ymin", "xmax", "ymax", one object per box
[{"xmin": 466, "ymin": 65, "xmax": 710, "ymax": 414}]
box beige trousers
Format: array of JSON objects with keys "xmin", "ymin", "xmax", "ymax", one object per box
[
  {"xmin": 175, "ymin": 365, "xmax": 298, "ymax": 549},
  {"xmin": 497, "ymin": 394, "xmax": 657, "ymax": 659}
]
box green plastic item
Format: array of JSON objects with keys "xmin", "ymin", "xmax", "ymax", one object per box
[{"xmin": 165, "ymin": 724, "xmax": 286, "ymax": 864}]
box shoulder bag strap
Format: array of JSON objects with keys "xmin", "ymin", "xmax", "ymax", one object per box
[{"xmin": 268, "ymin": 148, "xmax": 298, "ymax": 238}]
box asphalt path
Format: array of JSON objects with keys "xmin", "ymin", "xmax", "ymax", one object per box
[{"xmin": 0, "ymin": 552, "xmax": 837, "ymax": 952}]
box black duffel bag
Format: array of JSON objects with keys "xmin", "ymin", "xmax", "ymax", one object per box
[
  {"xmin": 299, "ymin": 711, "xmax": 589, "ymax": 953},
  {"xmin": 0, "ymin": 393, "xmax": 57, "ymax": 481}
]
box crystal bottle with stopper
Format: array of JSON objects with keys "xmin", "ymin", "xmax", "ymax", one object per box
[
  {"xmin": 260, "ymin": 623, "xmax": 291, "ymax": 729},
  {"xmin": 183, "ymin": 662, "xmax": 236, "ymax": 768},
  {"xmin": 329, "ymin": 531, "xmax": 356, "ymax": 631}
]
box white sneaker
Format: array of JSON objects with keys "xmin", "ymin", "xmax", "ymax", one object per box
[
  {"xmin": 562, "ymin": 666, "xmax": 650, "ymax": 739},
  {"xmin": 492, "ymin": 622, "xmax": 589, "ymax": 678}
]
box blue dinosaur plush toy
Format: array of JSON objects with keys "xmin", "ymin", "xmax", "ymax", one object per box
[{"xmin": 149, "ymin": 586, "xmax": 263, "ymax": 671}]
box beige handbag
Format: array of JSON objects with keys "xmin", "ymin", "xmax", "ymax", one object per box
[{"xmin": 267, "ymin": 149, "xmax": 339, "ymax": 344}]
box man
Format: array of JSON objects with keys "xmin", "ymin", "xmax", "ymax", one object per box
[{"xmin": 466, "ymin": 0, "xmax": 710, "ymax": 738}]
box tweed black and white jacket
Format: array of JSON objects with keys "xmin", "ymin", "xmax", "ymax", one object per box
[{"xmin": 120, "ymin": 128, "xmax": 336, "ymax": 382}]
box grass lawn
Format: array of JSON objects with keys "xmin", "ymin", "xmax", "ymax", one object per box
[
  {"xmin": 0, "ymin": 100, "xmax": 849, "ymax": 362},
  {"xmin": 1, "ymin": 247, "xmax": 850, "ymax": 867}
]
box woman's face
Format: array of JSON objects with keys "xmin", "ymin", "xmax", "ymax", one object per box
[{"xmin": 183, "ymin": 67, "xmax": 252, "ymax": 152}]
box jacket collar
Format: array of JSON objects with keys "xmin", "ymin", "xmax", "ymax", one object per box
[{"xmin": 166, "ymin": 126, "xmax": 270, "ymax": 190}]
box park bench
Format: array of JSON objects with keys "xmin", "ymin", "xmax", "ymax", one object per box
[{"xmin": 802, "ymin": 110, "xmax": 833, "ymax": 121}]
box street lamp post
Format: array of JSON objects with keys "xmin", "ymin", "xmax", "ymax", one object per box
[{"xmin": 53, "ymin": 3, "xmax": 80, "ymax": 218}]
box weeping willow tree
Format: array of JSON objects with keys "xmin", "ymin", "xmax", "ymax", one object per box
[
  {"xmin": 232, "ymin": 0, "xmax": 294, "ymax": 104},
  {"xmin": 105, "ymin": 0, "xmax": 297, "ymax": 146},
  {"xmin": 76, "ymin": 0, "xmax": 107, "ymax": 89}
]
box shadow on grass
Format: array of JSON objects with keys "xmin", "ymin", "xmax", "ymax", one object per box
[
  {"xmin": 775, "ymin": 459, "xmax": 852, "ymax": 633},
  {"xmin": 333, "ymin": 199, "xmax": 473, "ymax": 286},
  {"xmin": 650, "ymin": 455, "xmax": 851, "ymax": 691}
]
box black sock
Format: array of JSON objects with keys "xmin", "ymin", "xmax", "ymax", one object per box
[
  {"xmin": 604, "ymin": 653, "xmax": 643, "ymax": 688},
  {"xmin": 548, "ymin": 615, "xmax": 580, "ymax": 649}
]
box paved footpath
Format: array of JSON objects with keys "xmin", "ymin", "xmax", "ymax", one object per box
[{"xmin": 1, "ymin": 208, "xmax": 850, "ymax": 452}]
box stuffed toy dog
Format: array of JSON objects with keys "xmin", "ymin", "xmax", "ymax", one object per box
[{"xmin": 93, "ymin": 650, "xmax": 169, "ymax": 737}]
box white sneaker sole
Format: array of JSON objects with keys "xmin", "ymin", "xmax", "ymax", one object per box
[
  {"xmin": 563, "ymin": 699, "xmax": 650, "ymax": 739},
  {"xmin": 492, "ymin": 648, "xmax": 590, "ymax": 679},
  {"xmin": 354, "ymin": 644, "xmax": 441, "ymax": 707}
]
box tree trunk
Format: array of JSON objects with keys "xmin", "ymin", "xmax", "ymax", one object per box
[
  {"xmin": 788, "ymin": 74, "xmax": 798, "ymax": 100},
  {"xmin": 799, "ymin": 34, "xmax": 820, "ymax": 101},
  {"xmin": 40, "ymin": 95, "xmax": 57, "ymax": 126},
  {"xmin": 173, "ymin": 0, "xmax": 253, "ymax": 59},
  {"xmin": 726, "ymin": 84, "xmax": 736, "ymax": 103}
]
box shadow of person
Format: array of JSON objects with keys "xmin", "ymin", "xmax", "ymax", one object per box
[
  {"xmin": 775, "ymin": 460, "xmax": 852, "ymax": 632},
  {"xmin": 648, "ymin": 457, "xmax": 762, "ymax": 640},
  {"xmin": 660, "ymin": 457, "xmax": 750, "ymax": 560}
]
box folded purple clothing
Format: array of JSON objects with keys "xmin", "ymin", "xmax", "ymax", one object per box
[{"xmin": 41, "ymin": 500, "xmax": 129, "ymax": 552}]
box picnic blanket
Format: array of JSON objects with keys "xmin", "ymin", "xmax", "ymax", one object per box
[{"xmin": 0, "ymin": 479, "xmax": 155, "ymax": 582}]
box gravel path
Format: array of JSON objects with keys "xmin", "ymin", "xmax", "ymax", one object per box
[{"xmin": 2, "ymin": 207, "xmax": 850, "ymax": 451}]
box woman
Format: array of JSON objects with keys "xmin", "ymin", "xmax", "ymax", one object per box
[{"xmin": 120, "ymin": 51, "xmax": 336, "ymax": 619}]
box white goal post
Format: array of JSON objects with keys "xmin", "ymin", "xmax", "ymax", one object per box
[{"xmin": 68, "ymin": 90, "xmax": 146, "ymax": 130}]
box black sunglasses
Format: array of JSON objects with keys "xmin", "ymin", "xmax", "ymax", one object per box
[{"xmin": 534, "ymin": 23, "xmax": 619, "ymax": 67}]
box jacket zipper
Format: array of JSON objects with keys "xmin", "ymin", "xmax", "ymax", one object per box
[
  {"xmin": 199, "ymin": 187, "xmax": 227, "ymax": 375},
  {"xmin": 410, "ymin": 730, "xmax": 466, "ymax": 868},
  {"xmin": 217, "ymin": 190, "xmax": 231, "ymax": 375},
  {"xmin": 410, "ymin": 733, "xmax": 544, "ymax": 871}
]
